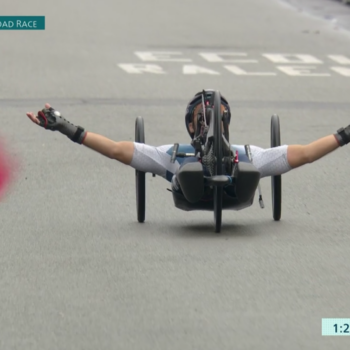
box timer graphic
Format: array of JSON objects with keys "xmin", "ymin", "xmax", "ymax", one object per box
[{"xmin": 322, "ymin": 319, "xmax": 350, "ymax": 336}]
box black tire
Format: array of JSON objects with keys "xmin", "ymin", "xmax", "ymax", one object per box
[
  {"xmin": 270, "ymin": 115, "xmax": 282, "ymax": 221},
  {"xmin": 213, "ymin": 91, "xmax": 223, "ymax": 233},
  {"xmin": 135, "ymin": 116, "xmax": 146, "ymax": 223}
]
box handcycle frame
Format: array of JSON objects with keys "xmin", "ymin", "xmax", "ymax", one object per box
[
  {"xmin": 134, "ymin": 91, "xmax": 282, "ymax": 232},
  {"xmin": 171, "ymin": 90, "xmax": 230, "ymax": 232}
]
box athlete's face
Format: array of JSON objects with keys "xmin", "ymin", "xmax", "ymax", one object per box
[{"xmin": 188, "ymin": 103, "xmax": 227, "ymax": 134}]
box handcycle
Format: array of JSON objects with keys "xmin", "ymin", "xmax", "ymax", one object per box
[{"xmin": 134, "ymin": 90, "xmax": 282, "ymax": 233}]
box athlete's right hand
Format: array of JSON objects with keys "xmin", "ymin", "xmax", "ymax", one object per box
[
  {"xmin": 26, "ymin": 103, "xmax": 59, "ymax": 129},
  {"xmin": 26, "ymin": 103, "xmax": 87, "ymax": 144}
]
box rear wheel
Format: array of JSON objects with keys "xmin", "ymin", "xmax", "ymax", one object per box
[
  {"xmin": 135, "ymin": 116, "xmax": 146, "ymax": 223},
  {"xmin": 213, "ymin": 91, "xmax": 223, "ymax": 233},
  {"xmin": 270, "ymin": 115, "xmax": 282, "ymax": 221}
]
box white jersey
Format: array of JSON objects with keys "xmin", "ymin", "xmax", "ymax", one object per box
[{"xmin": 130, "ymin": 143, "xmax": 292, "ymax": 182}]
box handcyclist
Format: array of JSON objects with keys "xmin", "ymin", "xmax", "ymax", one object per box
[{"xmin": 26, "ymin": 89, "xmax": 350, "ymax": 198}]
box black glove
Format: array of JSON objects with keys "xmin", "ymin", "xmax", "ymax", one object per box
[
  {"xmin": 37, "ymin": 107, "xmax": 86, "ymax": 144},
  {"xmin": 334, "ymin": 125, "xmax": 350, "ymax": 146}
]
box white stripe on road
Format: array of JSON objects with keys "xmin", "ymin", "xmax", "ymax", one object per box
[
  {"xmin": 224, "ymin": 65, "xmax": 276, "ymax": 76},
  {"xmin": 182, "ymin": 65, "xmax": 220, "ymax": 75},
  {"xmin": 118, "ymin": 64, "xmax": 166, "ymax": 74},
  {"xmin": 328, "ymin": 55, "xmax": 350, "ymax": 64},
  {"xmin": 331, "ymin": 67, "xmax": 350, "ymax": 76},
  {"xmin": 134, "ymin": 51, "xmax": 192, "ymax": 62},
  {"xmin": 199, "ymin": 52, "xmax": 258, "ymax": 63},
  {"xmin": 277, "ymin": 66, "xmax": 330, "ymax": 76},
  {"xmin": 263, "ymin": 54, "xmax": 323, "ymax": 64}
]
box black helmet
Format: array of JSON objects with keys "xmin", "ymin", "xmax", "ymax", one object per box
[{"xmin": 185, "ymin": 89, "xmax": 231, "ymax": 139}]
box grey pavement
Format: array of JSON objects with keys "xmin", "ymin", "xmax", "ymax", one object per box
[
  {"xmin": 1, "ymin": 0, "xmax": 350, "ymax": 349},
  {"xmin": 281, "ymin": 0, "xmax": 350, "ymax": 32}
]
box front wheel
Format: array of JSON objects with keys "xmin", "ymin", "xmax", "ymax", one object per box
[
  {"xmin": 213, "ymin": 91, "xmax": 223, "ymax": 233},
  {"xmin": 135, "ymin": 116, "xmax": 146, "ymax": 223},
  {"xmin": 270, "ymin": 115, "xmax": 282, "ymax": 221}
]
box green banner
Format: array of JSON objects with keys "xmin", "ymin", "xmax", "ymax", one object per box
[{"xmin": 0, "ymin": 16, "xmax": 45, "ymax": 30}]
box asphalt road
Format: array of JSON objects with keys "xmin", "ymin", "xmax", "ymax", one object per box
[
  {"xmin": 1, "ymin": 1, "xmax": 350, "ymax": 349},
  {"xmin": 282, "ymin": 0, "xmax": 350, "ymax": 32}
]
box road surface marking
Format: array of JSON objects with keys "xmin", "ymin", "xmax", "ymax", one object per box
[
  {"xmin": 118, "ymin": 64, "xmax": 166, "ymax": 74},
  {"xmin": 328, "ymin": 55, "xmax": 350, "ymax": 64},
  {"xmin": 263, "ymin": 54, "xmax": 323, "ymax": 64},
  {"xmin": 135, "ymin": 51, "xmax": 192, "ymax": 62},
  {"xmin": 199, "ymin": 52, "xmax": 258, "ymax": 63},
  {"xmin": 331, "ymin": 67, "xmax": 350, "ymax": 76},
  {"xmin": 183, "ymin": 65, "xmax": 220, "ymax": 75},
  {"xmin": 224, "ymin": 65, "xmax": 276, "ymax": 76},
  {"xmin": 276, "ymin": 66, "xmax": 330, "ymax": 76}
]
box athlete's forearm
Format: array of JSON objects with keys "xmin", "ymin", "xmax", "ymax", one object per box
[
  {"xmin": 250, "ymin": 133, "xmax": 342, "ymax": 178},
  {"xmin": 287, "ymin": 134, "xmax": 339, "ymax": 168},
  {"xmin": 82, "ymin": 132, "xmax": 134, "ymax": 165},
  {"xmin": 304, "ymin": 134, "xmax": 339, "ymax": 162},
  {"xmin": 82, "ymin": 132, "xmax": 117, "ymax": 158}
]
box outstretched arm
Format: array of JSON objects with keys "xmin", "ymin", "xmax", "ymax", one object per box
[
  {"xmin": 251, "ymin": 132, "xmax": 348, "ymax": 178},
  {"xmin": 26, "ymin": 103, "xmax": 134, "ymax": 165},
  {"xmin": 26, "ymin": 103, "xmax": 178, "ymax": 180},
  {"xmin": 287, "ymin": 134, "xmax": 340, "ymax": 169},
  {"xmin": 82, "ymin": 133, "xmax": 134, "ymax": 165}
]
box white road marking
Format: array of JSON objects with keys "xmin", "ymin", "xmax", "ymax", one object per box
[
  {"xmin": 118, "ymin": 64, "xmax": 166, "ymax": 74},
  {"xmin": 331, "ymin": 67, "xmax": 350, "ymax": 76},
  {"xmin": 183, "ymin": 65, "xmax": 220, "ymax": 74},
  {"xmin": 119, "ymin": 52, "xmax": 350, "ymax": 76},
  {"xmin": 276, "ymin": 66, "xmax": 330, "ymax": 76},
  {"xmin": 224, "ymin": 65, "xmax": 276, "ymax": 76},
  {"xmin": 134, "ymin": 51, "xmax": 192, "ymax": 62},
  {"xmin": 263, "ymin": 54, "xmax": 323, "ymax": 64},
  {"xmin": 328, "ymin": 55, "xmax": 350, "ymax": 64},
  {"xmin": 199, "ymin": 52, "xmax": 258, "ymax": 63}
]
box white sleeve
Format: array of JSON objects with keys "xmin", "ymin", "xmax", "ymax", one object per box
[
  {"xmin": 250, "ymin": 145, "xmax": 292, "ymax": 178},
  {"xmin": 129, "ymin": 143, "xmax": 180, "ymax": 178}
]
